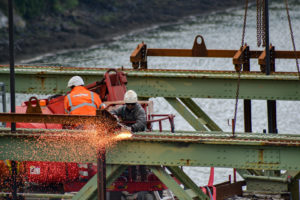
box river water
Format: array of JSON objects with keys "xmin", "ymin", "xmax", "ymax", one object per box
[{"xmin": 15, "ymin": 0, "xmax": 300, "ymax": 186}]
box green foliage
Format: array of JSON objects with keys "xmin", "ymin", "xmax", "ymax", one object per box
[
  {"xmin": 14, "ymin": 0, "xmax": 48, "ymax": 19},
  {"xmin": 52, "ymin": 0, "xmax": 79, "ymax": 14},
  {"xmin": 100, "ymin": 13, "xmax": 117, "ymax": 24},
  {"xmin": 14, "ymin": 0, "xmax": 79, "ymax": 19},
  {"xmin": 0, "ymin": 0, "xmax": 8, "ymax": 14}
]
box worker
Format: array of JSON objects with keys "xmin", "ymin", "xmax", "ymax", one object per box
[
  {"xmin": 111, "ymin": 90, "xmax": 146, "ymax": 132},
  {"xmin": 110, "ymin": 91, "xmax": 148, "ymax": 199},
  {"xmin": 64, "ymin": 76, "xmax": 105, "ymax": 181},
  {"xmin": 64, "ymin": 76, "xmax": 105, "ymax": 116}
]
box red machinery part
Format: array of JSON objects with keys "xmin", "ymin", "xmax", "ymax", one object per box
[
  {"xmin": 6, "ymin": 103, "xmax": 62, "ymax": 129},
  {"xmin": 26, "ymin": 162, "xmax": 79, "ymax": 184}
]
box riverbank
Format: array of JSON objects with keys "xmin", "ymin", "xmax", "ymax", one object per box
[{"xmin": 0, "ymin": 0, "xmax": 244, "ymax": 64}]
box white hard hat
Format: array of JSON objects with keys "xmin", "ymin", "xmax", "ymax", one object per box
[
  {"xmin": 67, "ymin": 76, "xmax": 84, "ymax": 88},
  {"xmin": 124, "ymin": 90, "xmax": 137, "ymax": 103}
]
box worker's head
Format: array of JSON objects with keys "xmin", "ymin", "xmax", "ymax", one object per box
[
  {"xmin": 67, "ymin": 76, "xmax": 84, "ymax": 88},
  {"xmin": 124, "ymin": 90, "xmax": 137, "ymax": 109}
]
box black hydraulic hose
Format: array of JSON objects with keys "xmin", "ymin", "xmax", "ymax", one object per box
[
  {"xmin": 264, "ymin": 0, "xmax": 277, "ymax": 134},
  {"xmin": 8, "ymin": 0, "xmax": 16, "ymax": 131}
]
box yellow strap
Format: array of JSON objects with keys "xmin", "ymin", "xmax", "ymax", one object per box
[
  {"xmin": 5, "ymin": 160, "xmax": 11, "ymax": 168},
  {"xmin": 5, "ymin": 160, "xmax": 12, "ymax": 173},
  {"xmin": 17, "ymin": 162, "xmax": 20, "ymax": 173},
  {"xmin": 5, "ymin": 160, "xmax": 20, "ymax": 173}
]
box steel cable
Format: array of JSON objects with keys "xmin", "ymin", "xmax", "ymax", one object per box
[
  {"xmin": 285, "ymin": 0, "xmax": 300, "ymax": 79},
  {"xmin": 233, "ymin": 0, "xmax": 248, "ymax": 136},
  {"xmin": 241, "ymin": 0, "xmax": 249, "ymax": 47}
]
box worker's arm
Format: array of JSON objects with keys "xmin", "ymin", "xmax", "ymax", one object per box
[
  {"xmin": 94, "ymin": 92, "xmax": 106, "ymax": 109},
  {"xmin": 131, "ymin": 107, "xmax": 146, "ymax": 132},
  {"xmin": 110, "ymin": 106, "xmax": 124, "ymax": 117},
  {"xmin": 63, "ymin": 96, "xmax": 70, "ymax": 114}
]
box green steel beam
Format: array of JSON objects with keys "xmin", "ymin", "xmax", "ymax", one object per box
[
  {"xmin": 0, "ymin": 66, "xmax": 300, "ymax": 100},
  {"xmin": 176, "ymin": 99, "xmax": 258, "ymax": 179},
  {"xmin": 0, "ymin": 66, "xmax": 109, "ymax": 95},
  {"xmin": 165, "ymin": 97, "xmax": 207, "ymax": 131},
  {"xmin": 2, "ymin": 130, "xmax": 300, "ymax": 170},
  {"xmin": 128, "ymin": 72, "xmax": 300, "ymax": 101},
  {"xmin": 175, "ymin": 98, "xmax": 261, "ymax": 180},
  {"xmin": 106, "ymin": 165, "xmax": 128, "ymax": 187},
  {"xmin": 287, "ymin": 171, "xmax": 300, "ymax": 199},
  {"xmin": 72, "ymin": 173, "xmax": 97, "ymax": 200},
  {"xmin": 167, "ymin": 166, "xmax": 209, "ymax": 200},
  {"xmin": 149, "ymin": 166, "xmax": 194, "ymax": 200},
  {"xmin": 176, "ymin": 99, "xmax": 256, "ymax": 181},
  {"xmin": 176, "ymin": 98, "xmax": 261, "ymax": 181},
  {"xmin": 72, "ymin": 164, "xmax": 127, "ymax": 200},
  {"xmin": 179, "ymin": 98, "xmax": 221, "ymax": 131}
]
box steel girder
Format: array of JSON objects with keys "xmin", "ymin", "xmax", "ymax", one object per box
[
  {"xmin": 165, "ymin": 97, "xmax": 208, "ymax": 131},
  {"xmin": 149, "ymin": 166, "xmax": 196, "ymax": 200},
  {"xmin": 72, "ymin": 165, "xmax": 128, "ymax": 200},
  {"xmin": 0, "ymin": 65, "xmax": 300, "ymax": 100},
  {"xmin": 166, "ymin": 166, "xmax": 210, "ymax": 200},
  {"xmin": 1, "ymin": 129, "xmax": 300, "ymax": 170},
  {"xmin": 72, "ymin": 165, "xmax": 209, "ymax": 200}
]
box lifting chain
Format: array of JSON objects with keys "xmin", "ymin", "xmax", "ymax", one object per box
[
  {"xmin": 233, "ymin": 0, "xmax": 248, "ymax": 136},
  {"xmin": 262, "ymin": 0, "xmax": 266, "ymax": 47},
  {"xmin": 256, "ymin": 0, "xmax": 262, "ymax": 47},
  {"xmin": 285, "ymin": 0, "xmax": 300, "ymax": 79},
  {"xmin": 256, "ymin": 0, "xmax": 266, "ymax": 47}
]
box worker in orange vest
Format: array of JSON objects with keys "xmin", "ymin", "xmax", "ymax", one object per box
[
  {"xmin": 64, "ymin": 76, "xmax": 105, "ymax": 181},
  {"xmin": 64, "ymin": 76, "xmax": 105, "ymax": 116}
]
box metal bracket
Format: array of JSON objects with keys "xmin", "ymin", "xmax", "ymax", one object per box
[
  {"xmin": 26, "ymin": 96, "xmax": 42, "ymax": 114},
  {"xmin": 130, "ymin": 42, "xmax": 147, "ymax": 69},
  {"xmin": 192, "ymin": 35, "xmax": 208, "ymax": 57},
  {"xmin": 233, "ymin": 45, "xmax": 249, "ymax": 72},
  {"xmin": 259, "ymin": 45, "xmax": 275, "ymax": 73}
]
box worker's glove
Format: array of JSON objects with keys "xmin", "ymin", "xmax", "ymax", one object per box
[
  {"xmin": 119, "ymin": 125, "xmax": 132, "ymax": 134},
  {"xmin": 113, "ymin": 114, "xmax": 120, "ymax": 123},
  {"xmin": 125, "ymin": 126, "xmax": 132, "ymax": 132}
]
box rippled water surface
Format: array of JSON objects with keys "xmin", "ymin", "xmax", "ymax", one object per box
[{"xmin": 15, "ymin": 0, "xmax": 300, "ymax": 185}]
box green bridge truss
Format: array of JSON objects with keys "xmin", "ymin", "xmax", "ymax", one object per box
[{"xmin": 1, "ymin": 65, "xmax": 300, "ymax": 199}]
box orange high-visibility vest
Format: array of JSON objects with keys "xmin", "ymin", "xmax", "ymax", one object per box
[{"xmin": 64, "ymin": 86, "xmax": 105, "ymax": 115}]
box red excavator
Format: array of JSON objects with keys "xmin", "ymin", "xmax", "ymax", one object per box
[{"xmin": 0, "ymin": 69, "xmax": 175, "ymax": 199}]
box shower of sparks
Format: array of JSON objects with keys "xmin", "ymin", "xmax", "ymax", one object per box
[
  {"xmin": 31, "ymin": 119, "xmax": 133, "ymax": 163},
  {"xmin": 0, "ymin": 117, "xmax": 133, "ymax": 189}
]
